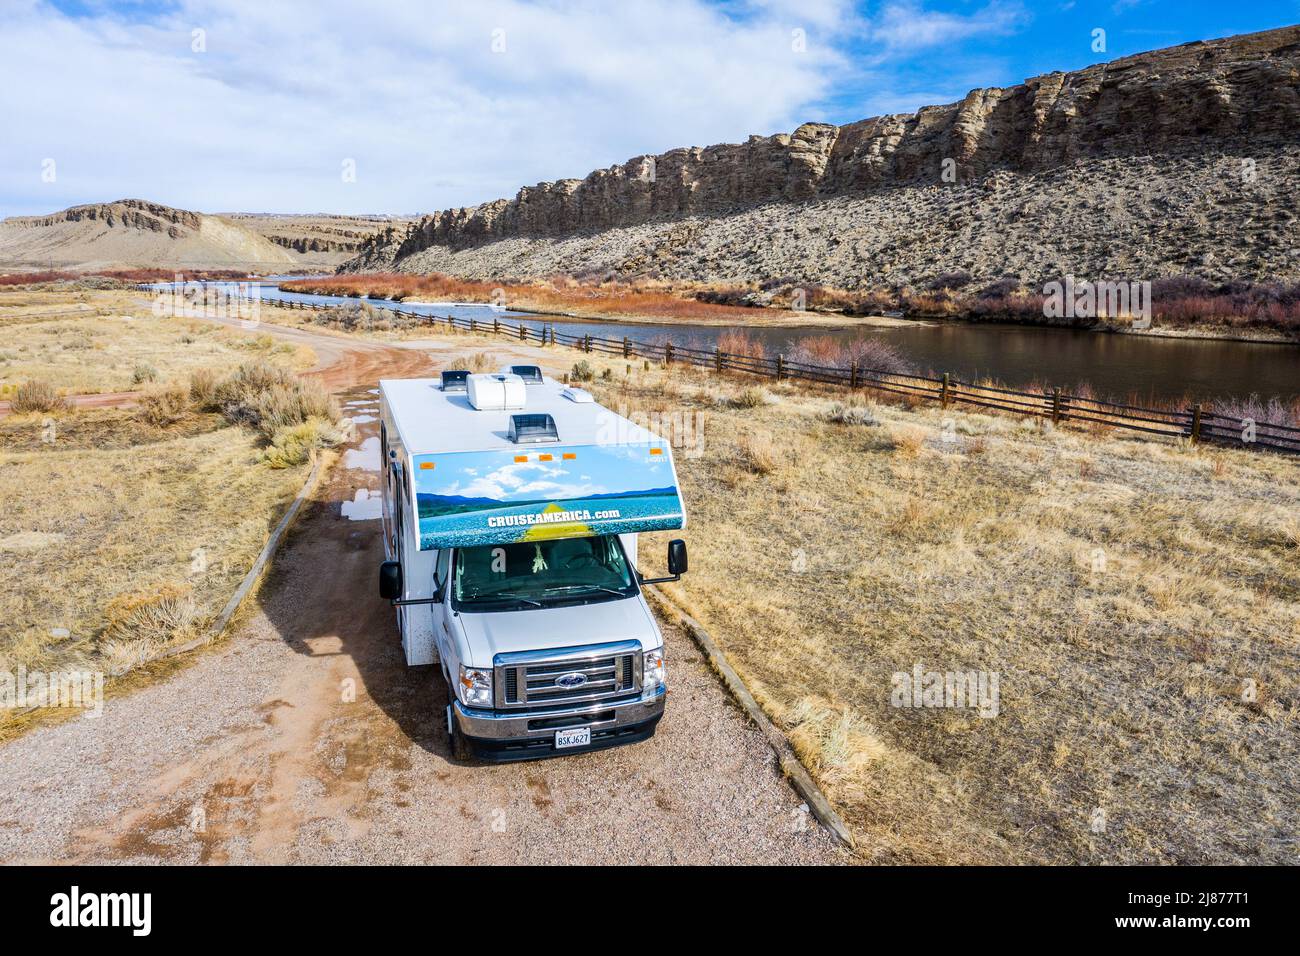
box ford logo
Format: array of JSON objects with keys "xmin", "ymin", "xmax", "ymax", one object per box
[{"xmin": 555, "ymin": 672, "xmax": 588, "ymax": 689}]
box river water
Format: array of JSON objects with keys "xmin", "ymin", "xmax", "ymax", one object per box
[{"xmin": 159, "ymin": 279, "xmax": 1298, "ymax": 406}]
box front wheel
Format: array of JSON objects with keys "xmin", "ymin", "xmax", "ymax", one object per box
[{"xmin": 446, "ymin": 702, "xmax": 472, "ymax": 761}]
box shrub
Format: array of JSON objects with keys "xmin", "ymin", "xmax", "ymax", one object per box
[
  {"xmin": 263, "ymin": 416, "xmax": 346, "ymax": 468},
  {"xmin": 787, "ymin": 336, "xmax": 912, "ymax": 375},
  {"xmin": 731, "ymin": 386, "xmax": 770, "ymax": 409},
  {"xmin": 136, "ymin": 382, "xmax": 190, "ymax": 427},
  {"xmin": 890, "ymin": 426, "xmax": 925, "ymax": 457},
  {"xmin": 717, "ymin": 329, "xmax": 766, "ymax": 362},
  {"xmin": 9, "ymin": 379, "xmax": 67, "ymax": 413},
  {"xmin": 131, "ymin": 362, "xmax": 159, "ymax": 385},
  {"xmin": 214, "ymin": 361, "xmax": 340, "ymax": 440},
  {"xmin": 311, "ymin": 300, "xmax": 418, "ymax": 333},
  {"xmin": 738, "ymin": 432, "xmax": 778, "ymax": 475},
  {"xmin": 189, "ymin": 367, "xmax": 218, "ymax": 409},
  {"xmin": 824, "ymin": 402, "xmax": 877, "ymax": 426},
  {"xmin": 101, "ymin": 583, "xmax": 198, "ymax": 649},
  {"xmin": 571, "ymin": 360, "xmax": 595, "ymax": 382}
]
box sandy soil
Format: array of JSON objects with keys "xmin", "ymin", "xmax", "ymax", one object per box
[{"xmin": 0, "ymin": 315, "xmax": 844, "ymax": 865}]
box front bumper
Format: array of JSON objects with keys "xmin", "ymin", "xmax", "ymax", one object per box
[{"xmin": 453, "ymin": 685, "xmax": 666, "ymax": 762}]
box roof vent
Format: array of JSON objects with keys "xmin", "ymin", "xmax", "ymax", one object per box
[
  {"xmin": 440, "ymin": 370, "xmax": 469, "ymax": 393},
  {"xmin": 505, "ymin": 365, "xmax": 543, "ymax": 383},
  {"xmin": 508, "ymin": 413, "xmax": 559, "ymax": 444},
  {"xmin": 562, "ymin": 386, "xmax": 594, "ymax": 403}
]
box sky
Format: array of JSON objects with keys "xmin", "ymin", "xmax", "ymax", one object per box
[
  {"xmin": 422, "ymin": 445, "xmax": 673, "ymax": 503},
  {"xmin": 2, "ymin": 0, "xmax": 1298, "ymax": 217}
]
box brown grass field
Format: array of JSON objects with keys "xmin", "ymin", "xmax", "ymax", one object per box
[
  {"xmin": 0, "ymin": 289, "xmax": 335, "ymax": 732},
  {"xmin": 578, "ymin": 359, "xmax": 1299, "ymax": 864}
]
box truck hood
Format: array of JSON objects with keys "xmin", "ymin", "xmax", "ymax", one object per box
[{"xmin": 457, "ymin": 595, "xmax": 660, "ymax": 667}]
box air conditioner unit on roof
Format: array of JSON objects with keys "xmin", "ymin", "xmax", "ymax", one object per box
[{"xmin": 467, "ymin": 373, "xmax": 527, "ymax": 410}]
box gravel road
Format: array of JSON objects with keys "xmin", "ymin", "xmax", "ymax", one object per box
[{"xmin": 0, "ymin": 319, "xmax": 845, "ymax": 865}]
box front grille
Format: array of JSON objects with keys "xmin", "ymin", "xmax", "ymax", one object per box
[{"xmin": 494, "ymin": 641, "xmax": 642, "ymax": 710}]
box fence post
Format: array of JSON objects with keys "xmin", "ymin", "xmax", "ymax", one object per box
[
  {"xmin": 624, "ymin": 337, "xmax": 630, "ymax": 359},
  {"xmin": 493, "ymin": 317, "xmax": 499, "ymax": 335},
  {"xmin": 850, "ymin": 362, "xmax": 858, "ymax": 389},
  {"xmin": 941, "ymin": 373, "xmax": 951, "ymax": 409},
  {"xmin": 715, "ymin": 347, "xmax": 723, "ymax": 373},
  {"xmin": 584, "ymin": 334, "xmax": 592, "ymax": 353},
  {"xmin": 1190, "ymin": 404, "xmax": 1203, "ymax": 443},
  {"xmin": 1052, "ymin": 387, "xmax": 1062, "ymax": 424},
  {"xmin": 448, "ymin": 315, "xmax": 454, "ymax": 333},
  {"xmin": 776, "ymin": 354, "xmax": 785, "ymax": 381},
  {"xmin": 470, "ymin": 317, "xmax": 477, "ymax": 333},
  {"xmin": 520, "ymin": 323, "xmax": 526, "ymax": 342},
  {"xmin": 549, "ymin": 326, "xmax": 555, "ymax": 346}
]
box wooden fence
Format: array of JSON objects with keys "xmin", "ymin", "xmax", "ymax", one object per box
[{"xmin": 142, "ymin": 289, "xmax": 1300, "ymax": 456}]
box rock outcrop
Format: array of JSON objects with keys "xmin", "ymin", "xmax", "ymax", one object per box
[
  {"xmin": 344, "ymin": 25, "xmax": 1300, "ymax": 282},
  {"xmin": 0, "ymin": 199, "xmax": 299, "ymax": 271},
  {"xmin": 6, "ymin": 199, "xmax": 204, "ymax": 239}
]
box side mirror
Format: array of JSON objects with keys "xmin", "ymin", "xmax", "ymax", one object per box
[
  {"xmin": 667, "ymin": 539, "xmax": 688, "ymax": 576},
  {"xmin": 639, "ymin": 539, "xmax": 688, "ymax": 586},
  {"xmin": 379, "ymin": 561, "xmax": 402, "ymax": 601}
]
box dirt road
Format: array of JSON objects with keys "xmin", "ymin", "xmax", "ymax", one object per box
[{"xmin": 0, "ymin": 318, "xmax": 844, "ymax": 864}]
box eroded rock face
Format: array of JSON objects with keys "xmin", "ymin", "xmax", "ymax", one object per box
[
  {"xmin": 6, "ymin": 199, "xmax": 203, "ymax": 236},
  {"xmin": 345, "ymin": 25, "xmax": 1300, "ymax": 273}
]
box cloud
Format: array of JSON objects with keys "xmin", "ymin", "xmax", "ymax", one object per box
[
  {"xmin": 1, "ymin": 0, "xmax": 856, "ymax": 216},
  {"xmin": 868, "ymin": 1, "xmax": 1024, "ymax": 53}
]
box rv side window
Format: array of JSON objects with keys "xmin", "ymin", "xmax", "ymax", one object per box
[{"xmin": 433, "ymin": 549, "xmax": 450, "ymax": 594}]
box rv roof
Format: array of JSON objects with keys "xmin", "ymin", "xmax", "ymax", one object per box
[{"xmin": 379, "ymin": 376, "xmax": 666, "ymax": 455}]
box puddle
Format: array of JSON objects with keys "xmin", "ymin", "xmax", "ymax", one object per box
[
  {"xmin": 343, "ymin": 436, "xmax": 380, "ymax": 471},
  {"xmin": 349, "ymin": 414, "xmax": 377, "ymax": 425},
  {"xmin": 344, "ymin": 400, "xmax": 377, "ymax": 408},
  {"xmin": 341, "ymin": 488, "xmax": 383, "ymax": 521}
]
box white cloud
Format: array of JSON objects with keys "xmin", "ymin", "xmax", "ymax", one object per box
[
  {"xmin": 868, "ymin": 1, "xmax": 1023, "ymax": 53},
  {"xmin": 0, "ymin": 0, "xmax": 855, "ymax": 216}
]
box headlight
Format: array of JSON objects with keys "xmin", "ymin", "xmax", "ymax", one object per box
[
  {"xmin": 458, "ymin": 665, "xmax": 492, "ymax": 707},
  {"xmin": 643, "ymin": 648, "xmax": 666, "ymax": 691}
]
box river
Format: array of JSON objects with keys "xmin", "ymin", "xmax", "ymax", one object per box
[{"xmin": 157, "ymin": 279, "xmax": 1298, "ymax": 406}]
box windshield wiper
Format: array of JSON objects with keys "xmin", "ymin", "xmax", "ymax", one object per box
[
  {"xmin": 483, "ymin": 591, "xmax": 544, "ymax": 608},
  {"xmin": 465, "ymin": 587, "xmax": 546, "ymax": 608},
  {"xmin": 542, "ymin": 585, "xmax": 628, "ymax": 598}
]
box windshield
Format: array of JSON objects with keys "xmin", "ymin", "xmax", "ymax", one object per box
[{"xmin": 452, "ymin": 534, "xmax": 638, "ymax": 611}]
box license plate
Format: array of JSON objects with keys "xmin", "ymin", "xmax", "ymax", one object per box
[{"xmin": 555, "ymin": 727, "xmax": 591, "ymax": 749}]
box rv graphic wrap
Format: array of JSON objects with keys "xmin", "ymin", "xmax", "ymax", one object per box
[{"xmin": 413, "ymin": 442, "xmax": 684, "ymax": 550}]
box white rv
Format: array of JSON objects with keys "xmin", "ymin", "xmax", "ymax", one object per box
[{"xmin": 377, "ymin": 366, "xmax": 688, "ymax": 761}]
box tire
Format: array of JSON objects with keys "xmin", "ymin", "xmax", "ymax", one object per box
[{"xmin": 446, "ymin": 702, "xmax": 472, "ymax": 761}]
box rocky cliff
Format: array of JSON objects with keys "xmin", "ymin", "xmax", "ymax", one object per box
[
  {"xmin": 6, "ymin": 199, "xmax": 204, "ymax": 239},
  {"xmin": 344, "ymin": 25, "xmax": 1300, "ymax": 285}
]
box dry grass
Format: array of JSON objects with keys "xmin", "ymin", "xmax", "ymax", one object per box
[
  {"xmin": 575, "ymin": 354, "xmax": 1300, "ymax": 864},
  {"xmin": 0, "ymin": 289, "xmax": 313, "ymax": 395},
  {"xmin": 0, "ymin": 409, "xmax": 310, "ymax": 683},
  {"xmin": 737, "ymin": 431, "xmax": 779, "ymax": 476},
  {"xmin": 0, "ymin": 290, "xmax": 328, "ymax": 713}
]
